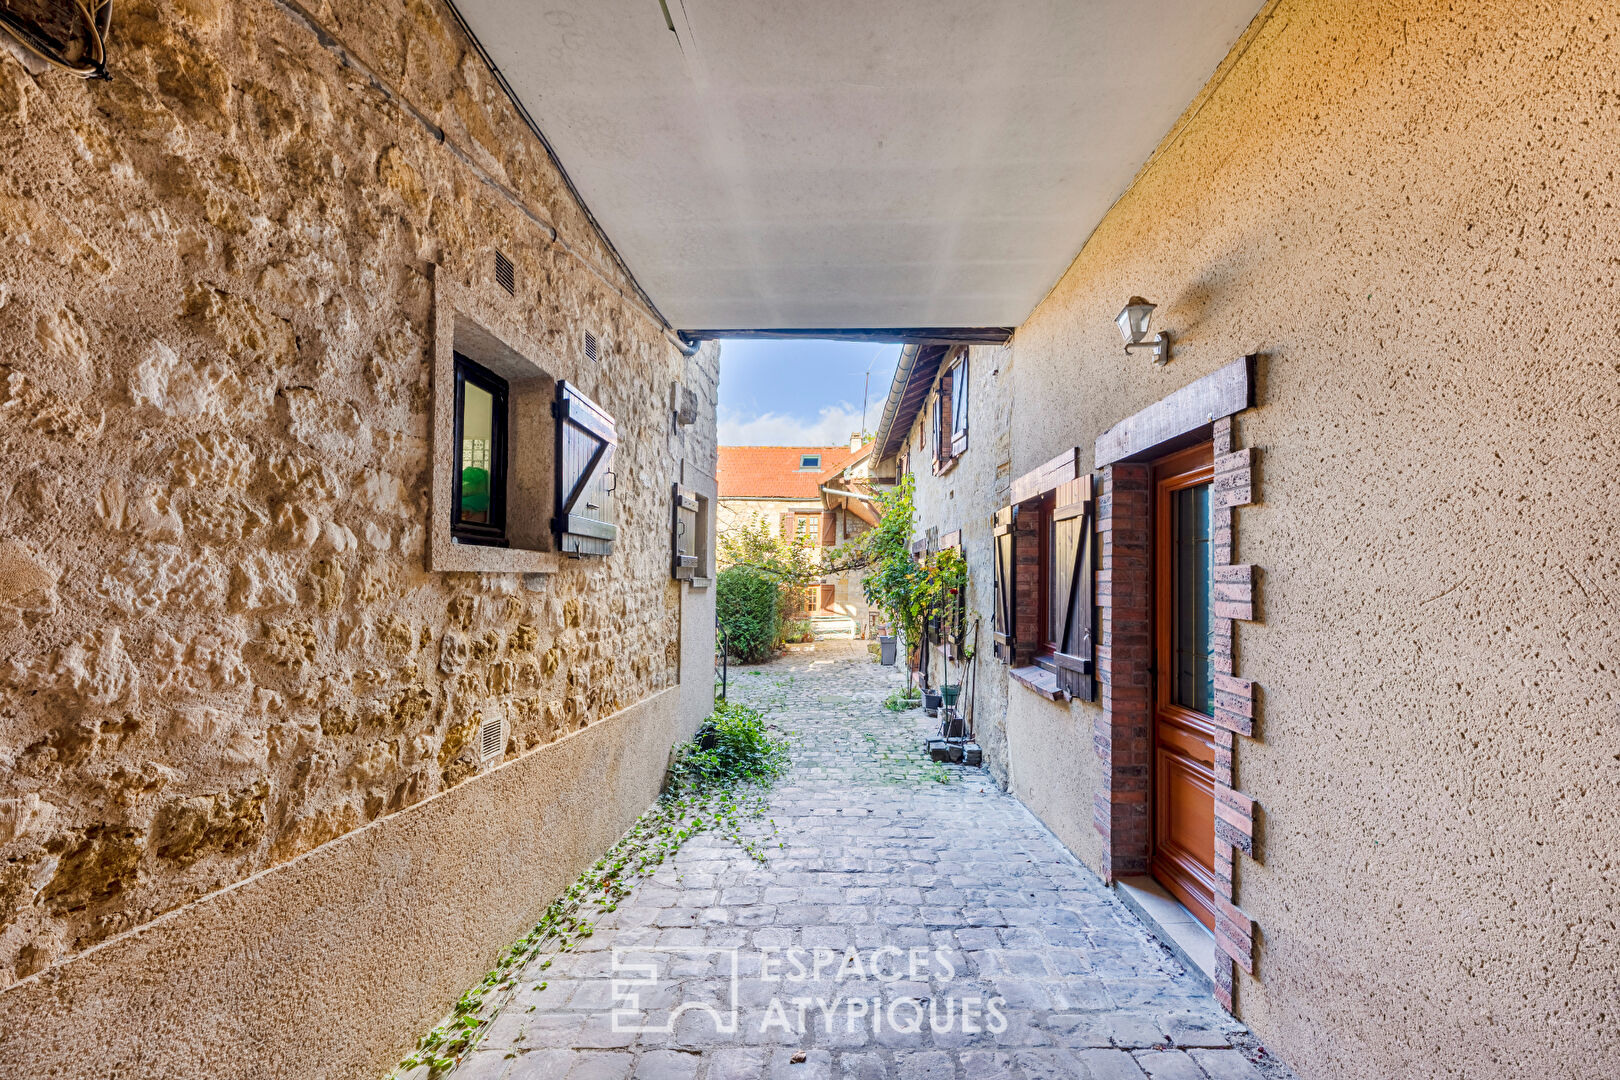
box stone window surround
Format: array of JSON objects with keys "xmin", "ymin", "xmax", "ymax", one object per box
[{"xmin": 428, "ymin": 269, "xmax": 572, "ymax": 575}]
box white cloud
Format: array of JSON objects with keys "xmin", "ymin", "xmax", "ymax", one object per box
[{"xmin": 719, "ymin": 402, "xmax": 868, "ymax": 447}]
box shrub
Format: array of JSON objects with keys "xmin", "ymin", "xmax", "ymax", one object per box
[
  {"xmin": 781, "ymin": 618, "xmax": 813, "ymax": 644},
  {"xmin": 668, "ymin": 700, "xmax": 790, "ymax": 794},
  {"xmin": 883, "ymin": 687, "xmax": 922, "ymax": 711},
  {"xmin": 717, "ymin": 565, "xmax": 779, "ymax": 663}
]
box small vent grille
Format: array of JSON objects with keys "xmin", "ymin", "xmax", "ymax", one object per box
[
  {"xmin": 478, "ymin": 713, "xmax": 506, "ymax": 762},
  {"xmin": 582, "ymin": 330, "xmax": 599, "ymax": 362},
  {"xmin": 494, "ymin": 251, "xmax": 516, "ymax": 295}
]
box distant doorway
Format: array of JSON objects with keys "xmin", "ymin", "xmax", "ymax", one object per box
[{"xmin": 1151, "ymin": 442, "xmax": 1218, "ymax": 930}]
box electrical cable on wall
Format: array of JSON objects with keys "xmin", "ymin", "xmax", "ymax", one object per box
[{"xmin": 0, "ymin": 0, "xmax": 113, "ymax": 79}]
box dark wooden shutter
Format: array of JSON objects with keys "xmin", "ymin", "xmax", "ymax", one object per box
[
  {"xmin": 1052, "ymin": 474, "xmax": 1096, "ymax": 701},
  {"xmin": 552, "ymin": 380, "xmax": 618, "ymax": 556},
  {"xmin": 671, "ymin": 483, "xmax": 699, "ymax": 579},
  {"xmin": 821, "ymin": 510, "xmax": 836, "ymax": 546},
  {"xmin": 992, "ymin": 504, "xmax": 1016, "ymax": 661},
  {"xmin": 951, "ymin": 356, "xmax": 969, "ymax": 456},
  {"xmin": 932, "ymin": 382, "xmax": 947, "ymax": 469}
]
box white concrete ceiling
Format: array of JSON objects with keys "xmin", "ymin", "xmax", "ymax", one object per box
[{"xmin": 453, "ymin": 1, "xmax": 1262, "ymax": 331}]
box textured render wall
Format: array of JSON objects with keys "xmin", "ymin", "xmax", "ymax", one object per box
[
  {"xmin": 0, "ymin": 0, "xmax": 716, "ymax": 1030},
  {"xmin": 901, "ymin": 346, "xmax": 1014, "ymax": 786},
  {"xmin": 1002, "ymin": 1, "xmax": 1620, "ymax": 1077}
]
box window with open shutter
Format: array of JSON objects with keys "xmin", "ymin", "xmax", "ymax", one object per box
[
  {"xmin": 992, "ymin": 505, "xmax": 1016, "ymax": 661},
  {"xmin": 950, "ymin": 356, "xmax": 969, "ymax": 457},
  {"xmin": 932, "ymin": 371, "xmax": 953, "ymax": 472},
  {"xmin": 552, "ymin": 380, "xmax": 617, "ymax": 556},
  {"xmin": 1050, "ymin": 474, "xmax": 1097, "ymax": 701},
  {"xmin": 671, "ymin": 483, "xmax": 699, "ymax": 579}
]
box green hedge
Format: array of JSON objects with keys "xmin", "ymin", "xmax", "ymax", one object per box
[{"xmin": 716, "ymin": 565, "xmax": 780, "ymax": 663}]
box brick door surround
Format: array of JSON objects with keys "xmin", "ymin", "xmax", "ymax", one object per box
[
  {"xmin": 1089, "ymin": 356, "xmax": 1260, "ymax": 1011},
  {"xmin": 1093, "ymin": 462, "xmax": 1153, "ymax": 876}
]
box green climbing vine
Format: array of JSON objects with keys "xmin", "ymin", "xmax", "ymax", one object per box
[{"xmin": 391, "ymin": 700, "xmax": 789, "ymax": 1077}]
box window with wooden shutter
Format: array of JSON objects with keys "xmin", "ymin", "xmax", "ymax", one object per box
[
  {"xmin": 950, "ymin": 355, "xmax": 969, "ymax": 457},
  {"xmin": 932, "ymin": 370, "xmax": 953, "ymax": 472},
  {"xmin": 671, "ymin": 483, "xmax": 699, "ymax": 580},
  {"xmin": 1050, "ymin": 474, "xmax": 1096, "ymax": 701},
  {"xmin": 552, "ymin": 380, "xmax": 618, "ymax": 556},
  {"xmin": 992, "ymin": 505, "xmax": 1016, "ymax": 661}
]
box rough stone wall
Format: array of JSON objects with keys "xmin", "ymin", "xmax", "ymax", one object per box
[
  {"xmin": 999, "ymin": 1, "xmax": 1620, "ymax": 1076},
  {"xmin": 900, "ymin": 345, "xmax": 1014, "ymax": 786},
  {"xmin": 0, "ymin": 0, "xmax": 716, "ymax": 988},
  {"xmin": 716, "ymin": 496, "xmax": 801, "ymax": 538}
]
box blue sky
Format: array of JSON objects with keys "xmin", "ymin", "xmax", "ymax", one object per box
[{"xmin": 716, "ymin": 339, "xmax": 901, "ymax": 446}]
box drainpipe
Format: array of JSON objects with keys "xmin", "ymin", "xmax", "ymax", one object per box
[{"xmin": 668, "ymin": 330, "xmax": 703, "ymax": 357}]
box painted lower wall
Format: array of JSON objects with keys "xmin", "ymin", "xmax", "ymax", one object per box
[
  {"xmin": 0, "ymin": 678, "xmax": 707, "ymax": 1080},
  {"xmin": 989, "ymin": 1, "xmax": 1620, "ymax": 1077}
]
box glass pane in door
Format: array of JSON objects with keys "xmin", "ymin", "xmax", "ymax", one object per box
[{"xmin": 1170, "ymin": 483, "xmax": 1212, "ymax": 713}]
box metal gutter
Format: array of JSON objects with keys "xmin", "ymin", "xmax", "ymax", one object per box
[{"xmin": 871, "ymin": 343, "xmax": 921, "ymax": 465}]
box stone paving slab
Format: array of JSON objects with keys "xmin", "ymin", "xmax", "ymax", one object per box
[{"xmin": 443, "ymin": 642, "xmax": 1292, "ymax": 1080}]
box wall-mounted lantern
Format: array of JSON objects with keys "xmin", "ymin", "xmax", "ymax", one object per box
[{"xmin": 1115, "ymin": 297, "xmax": 1171, "ymax": 366}]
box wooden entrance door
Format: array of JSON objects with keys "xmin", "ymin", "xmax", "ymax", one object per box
[{"xmin": 1152, "ymin": 443, "xmax": 1218, "ymax": 930}]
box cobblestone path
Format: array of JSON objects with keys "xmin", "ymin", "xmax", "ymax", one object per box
[{"xmin": 450, "ymin": 643, "xmax": 1291, "ymax": 1080}]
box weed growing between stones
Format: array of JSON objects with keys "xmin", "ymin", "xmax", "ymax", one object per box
[
  {"xmin": 883, "ymin": 686, "xmax": 922, "ymax": 711},
  {"xmin": 391, "ymin": 701, "xmax": 789, "ymax": 1077},
  {"xmin": 858, "ymin": 730, "xmax": 951, "ymax": 785}
]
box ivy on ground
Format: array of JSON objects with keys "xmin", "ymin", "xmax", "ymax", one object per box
[{"xmin": 392, "ymin": 700, "xmax": 789, "ymax": 1077}]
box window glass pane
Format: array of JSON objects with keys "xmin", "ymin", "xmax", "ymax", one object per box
[
  {"xmin": 1171, "ymin": 484, "xmax": 1213, "ymax": 712},
  {"xmin": 459, "ymin": 380, "xmax": 495, "ymax": 524},
  {"xmin": 952, "ymin": 360, "xmax": 969, "ymax": 433}
]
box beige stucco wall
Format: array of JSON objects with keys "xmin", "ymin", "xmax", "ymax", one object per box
[
  {"xmin": 995, "ymin": 1, "xmax": 1620, "ymax": 1077},
  {"xmin": 0, "ymin": 0, "xmax": 717, "ymax": 1071}
]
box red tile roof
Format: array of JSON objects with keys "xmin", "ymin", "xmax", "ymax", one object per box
[{"xmin": 718, "ymin": 444, "xmax": 871, "ymax": 499}]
